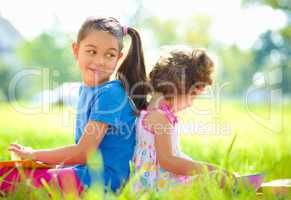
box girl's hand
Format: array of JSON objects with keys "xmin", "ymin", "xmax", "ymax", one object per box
[
  {"xmin": 8, "ymin": 143, "xmax": 35, "ymax": 160},
  {"xmin": 210, "ymin": 170, "xmax": 238, "ymax": 188}
]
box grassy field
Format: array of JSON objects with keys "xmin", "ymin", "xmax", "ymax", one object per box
[{"xmin": 0, "ymin": 101, "xmax": 290, "ymax": 199}]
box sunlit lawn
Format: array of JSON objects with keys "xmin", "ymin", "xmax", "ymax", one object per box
[{"xmin": 0, "ymin": 101, "xmax": 290, "ymax": 199}]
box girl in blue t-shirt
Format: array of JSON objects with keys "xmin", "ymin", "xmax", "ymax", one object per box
[{"xmin": 4, "ymin": 17, "xmax": 148, "ymax": 196}]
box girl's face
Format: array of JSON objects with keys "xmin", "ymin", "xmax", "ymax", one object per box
[
  {"xmin": 72, "ymin": 30, "xmax": 123, "ymax": 86},
  {"xmin": 170, "ymin": 87, "xmax": 205, "ymax": 112}
]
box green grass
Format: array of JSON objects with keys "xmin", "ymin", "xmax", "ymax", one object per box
[{"xmin": 0, "ymin": 101, "xmax": 290, "ymax": 199}]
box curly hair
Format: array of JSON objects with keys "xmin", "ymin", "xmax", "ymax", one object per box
[{"xmin": 149, "ymin": 48, "xmax": 214, "ymax": 99}]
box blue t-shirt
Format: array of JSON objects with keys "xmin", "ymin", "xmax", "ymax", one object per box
[{"xmin": 73, "ymin": 80, "xmax": 136, "ymax": 192}]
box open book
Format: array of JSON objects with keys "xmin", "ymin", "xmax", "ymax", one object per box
[
  {"xmin": 0, "ymin": 149, "xmax": 55, "ymax": 168},
  {"xmin": 238, "ymin": 174, "xmax": 291, "ymax": 195},
  {"xmin": 258, "ymin": 179, "xmax": 291, "ymax": 195},
  {"xmin": 0, "ymin": 160, "xmax": 55, "ymax": 169},
  {"xmin": 238, "ymin": 173, "xmax": 265, "ymax": 191}
]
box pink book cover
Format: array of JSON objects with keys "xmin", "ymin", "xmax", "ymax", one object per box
[{"xmin": 237, "ymin": 173, "xmax": 265, "ymax": 191}]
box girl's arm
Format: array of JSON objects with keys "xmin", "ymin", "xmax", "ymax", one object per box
[
  {"xmin": 155, "ymin": 131, "xmax": 218, "ymax": 176},
  {"xmin": 9, "ymin": 120, "xmax": 108, "ymax": 165},
  {"xmin": 145, "ymin": 110, "xmax": 223, "ymax": 176}
]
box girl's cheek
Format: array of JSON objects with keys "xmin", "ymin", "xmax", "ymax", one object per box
[
  {"xmin": 188, "ymin": 102, "xmax": 192, "ymax": 108},
  {"xmin": 182, "ymin": 101, "xmax": 188, "ymax": 110}
]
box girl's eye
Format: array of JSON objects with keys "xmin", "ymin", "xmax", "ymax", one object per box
[
  {"xmin": 189, "ymin": 89, "xmax": 197, "ymax": 96},
  {"xmin": 86, "ymin": 50, "xmax": 96, "ymax": 55},
  {"xmin": 106, "ymin": 53, "xmax": 116, "ymax": 58}
]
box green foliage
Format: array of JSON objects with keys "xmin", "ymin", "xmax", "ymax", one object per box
[
  {"xmin": 16, "ymin": 32, "xmax": 80, "ymax": 86},
  {"xmin": 243, "ymin": 0, "xmax": 291, "ymax": 10},
  {"xmin": 0, "ymin": 59, "xmax": 10, "ymax": 100},
  {"xmin": 243, "ymin": 0, "xmax": 291, "ymax": 95},
  {"xmin": 139, "ymin": 15, "xmax": 212, "ymax": 47},
  {"xmin": 216, "ymin": 46, "xmax": 255, "ymax": 96},
  {"xmin": 140, "ymin": 16, "xmax": 180, "ymax": 46},
  {"xmin": 183, "ymin": 15, "xmax": 212, "ymax": 47}
]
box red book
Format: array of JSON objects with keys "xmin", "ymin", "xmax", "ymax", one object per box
[{"xmin": 0, "ymin": 160, "xmax": 55, "ymax": 169}]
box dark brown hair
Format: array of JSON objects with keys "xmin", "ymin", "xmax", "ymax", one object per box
[
  {"xmin": 77, "ymin": 17, "xmax": 148, "ymax": 110},
  {"xmin": 149, "ymin": 48, "xmax": 214, "ymax": 99}
]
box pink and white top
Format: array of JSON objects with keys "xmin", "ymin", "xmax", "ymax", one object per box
[{"xmin": 132, "ymin": 103, "xmax": 193, "ymax": 191}]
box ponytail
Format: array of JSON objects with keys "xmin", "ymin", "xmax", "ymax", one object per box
[{"xmin": 116, "ymin": 27, "xmax": 148, "ymax": 112}]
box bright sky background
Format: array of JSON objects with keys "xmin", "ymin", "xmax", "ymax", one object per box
[{"xmin": 0, "ymin": 0, "xmax": 287, "ymax": 49}]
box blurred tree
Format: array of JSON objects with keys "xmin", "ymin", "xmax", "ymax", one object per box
[
  {"xmin": 140, "ymin": 16, "xmax": 180, "ymax": 46},
  {"xmin": 182, "ymin": 15, "xmax": 212, "ymax": 47},
  {"xmin": 243, "ymin": 0, "xmax": 291, "ymax": 94},
  {"xmin": 0, "ymin": 58, "xmax": 10, "ymax": 101},
  {"xmin": 137, "ymin": 15, "xmax": 212, "ymax": 47},
  {"xmin": 216, "ymin": 45, "xmax": 255, "ymax": 97},
  {"xmin": 16, "ymin": 32, "xmax": 79, "ymax": 88}
]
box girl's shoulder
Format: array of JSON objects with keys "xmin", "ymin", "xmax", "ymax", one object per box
[
  {"xmin": 140, "ymin": 109, "xmax": 171, "ymax": 135},
  {"xmin": 141, "ymin": 106, "xmax": 177, "ymax": 135},
  {"xmin": 142, "ymin": 109, "xmax": 169, "ymax": 123},
  {"xmin": 92, "ymin": 80, "xmax": 136, "ymax": 115},
  {"xmin": 142, "ymin": 103, "xmax": 178, "ymax": 126},
  {"xmin": 97, "ymin": 80, "xmax": 126, "ymax": 98},
  {"xmin": 80, "ymin": 80, "xmax": 124, "ymax": 94},
  {"xmin": 99, "ymin": 80, "xmax": 124, "ymax": 92}
]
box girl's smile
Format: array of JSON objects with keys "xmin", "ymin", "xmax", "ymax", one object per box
[{"xmin": 87, "ymin": 64, "xmax": 106, "ymax": 75}]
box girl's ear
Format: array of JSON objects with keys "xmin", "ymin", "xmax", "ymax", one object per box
[
  {"xmin": 117, "ymin": 52, "xmax": 123, "ymax": 61},
  {"xmin": 72, "ymin": 42, "xmax": 79, "ymax": 59},
  {"xmin": 193, "ymin": 87, "xmax": 205, "ymax": 95}
]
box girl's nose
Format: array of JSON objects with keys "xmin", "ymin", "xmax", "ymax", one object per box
[{"xmin": 93, "ymin": 55, "xmax": 105, "ymax": 66}]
